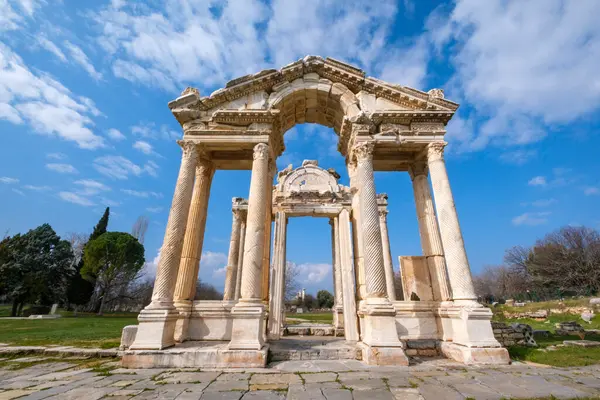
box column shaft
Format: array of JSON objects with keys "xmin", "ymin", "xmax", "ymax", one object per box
[
  {"xmin": 261, "ymin": 165, "xmax": 275, "ymax": 302},
  {"xmin": 268, "ymin": 211, "xmax": 287, "ymax": 338},
  {"xmin": 239, "ymin": 144, "xmax": 270, "ymax": 301},
  {"xmin": 223, "ymin": 210, "xmax": 242, "ymax": 300},
  {"xmin": 354, "ymin": 142, "xmax": 387, "ymax": 298},
  {"xmin": 348, "ymin": 162, "xmax": 366, "ymax": 299},
  {"xmin": 379, "ymin": 211, "xmax": 396, "ymax": 301},
  {"xmin": 337, "ymin": 211, "xmax": 359, "ymax": 341},
  {"xmin": 410, "ymin": 163, "xmax": 451, "ymax": 301},
  {"xmin": 234, "ymin": 220, "xmax": 246, "ymax": 300},
  {"xmin": 331, "ymin": 220, "xmax": 343, "ymax": 308},
  {"xmin": 151, "ymin": 141, "xmax": 199, "ymax": 306},
  {"xmin": 173, "ymin": 158, "xmax": 214, "ymax": 307},
  {"xmin": 427, "ymin": 143, "xmax": 476, "ymax": 302}
]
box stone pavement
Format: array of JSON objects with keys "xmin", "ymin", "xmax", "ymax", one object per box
[{"xmin": 0, "ymin": 356, "xmax": 600, "ymax": 399}]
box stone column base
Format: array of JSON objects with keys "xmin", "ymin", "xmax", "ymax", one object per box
[
  {"xmin": 228, "ymin": 302, "xmax": 266, "ymax": 350},
  {"xmin": 360, "ymin": 298, "xmax": 403, "ymax": 347},
  {"xmin": 333, "ymin": 306, "xmax": 344, "ymax": 336},
  {"xmin": 129, "ymin": 306, "xmax": 178, "ymax": 350},
  {"xmin": 436, "ymin": 303, "xmax": 502, "ymax": 348},
  {"xmin": 359, "ymin": 342, "xmax": 409, "ymax": 366},
  {"xmin": 439, "ymin": 342, "xmax": 510, "ymax": 365},
  {"xmin": 173, "ymin": 300, "xmax": 192, "ymax": 343}
]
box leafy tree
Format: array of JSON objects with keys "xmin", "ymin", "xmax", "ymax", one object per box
[
  {"xmin": 284, "ymin": 261, "xmax": 300, "ymax": 301},
  {"xmin": 317, "ymin": 290, "xmax": 334, "ymax": 308},
  {"xmin": 82, "ymin": 232, "xmax": 145, "ymax": 315},
  {"xmin": 0, "ymin": 224, "xmax": 74, "ymax": 316},
  {"xmin": 194, "ymin": 280, "xmax": 223, "ymax": 300}
]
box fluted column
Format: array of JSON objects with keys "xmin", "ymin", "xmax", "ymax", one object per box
[
  {"xmin": 268, "ymin": 211, "xmax": 287, "ymax": 339},
  {"xmin": 229, "ymin": 143, "xmax": 270, "ymax": 351},
  {"xmin": 409, "ymin": 161, "xmax": 451, "ymax": 301},
  {"xmin": 173, "ymin": 157, "xmax": 214, "ymax": 306},
  {"xmin": 337, "ymin": 210, "xmax": 359, "ymax": 341},
  {"xmin": 239, "ymin": 143, "xmax": 270, "ymax": 302},
  {"xmin": 223, "ymin": 209, "xmax": 242, "ymax": 300},
  {"xmin": 332, "ymin": 217, "xmax": 344, "ymax": 330},
  {"xmin": 354, "ymin": 142, "xmax": 387, "ymax": 298},
  {"xmin": 131, "ymin": 140, "xmax": 198, "ymax": 350},
  {"xmin": 427, "ymin": 142, "xmax": 476, "ymax": 302},
  {"xmin": 234, "ymin": 218, "xmax": 246, "ymax": 300},
  {"xmin": 379, "ymin": 210, "xmax": 396, "ymax": 301}
]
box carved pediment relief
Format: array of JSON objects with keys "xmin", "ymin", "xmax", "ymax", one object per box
[{"xmin": 276, "ymin": 160, "xmax": 342, "ymax": 195}]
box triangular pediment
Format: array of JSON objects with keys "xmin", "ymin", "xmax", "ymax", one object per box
[{"xmin": 169, "ymin": 56, "xmax": 459, "ymax": 115}]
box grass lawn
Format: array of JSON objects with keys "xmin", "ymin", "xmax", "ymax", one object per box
[
  {"xmin": 500, "ymin": 313, "xmax": 600, "ymax": 331},
  {"xmin": 508, "ymin": 334, "xmax": 600, "ymax": 367},
  {"xmin": 285, "ymin": 312, "xmax": 333, "ymax": 323},
  {"xmin": 0, "ymin": 314, "xmax": 137, "ymax": 349}
]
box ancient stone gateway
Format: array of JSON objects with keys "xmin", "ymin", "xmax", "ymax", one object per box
[{"xmin": 121, "ymin": 56, "xmax": 509, "ymax": 368}]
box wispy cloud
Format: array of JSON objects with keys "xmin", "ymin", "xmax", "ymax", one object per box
[
  {"xmin": 74, "ymin": 179, "xmax": 111, "ymax": 195},
  {"xmin": 93, "ymin": 156, "xmax": 158, "ymax": 180},
  {"xmin": 528, "ymin": 176, "xmax": 546, "ymax": 187},
  {"xmin": 121, "ymin": 189, "xmax": 163, "ymax": 198},
  {"xmin": 36, "ymin": 36, "xmax": 67, "ymax": 62},
  {"xmin": 23, "ymin": 185, "xmax": 51, "ymax": 191},
  {"xmin": 133, "ymin": 140, "xmax": 155, "ymax": 155},
  {"xmin": 59, "ymin": 191, "xmax": 95, "ymax": 207},
  {"xmin": 64, "ymin": 41, "xmax": 102, "ymax": 80},
  {"xmin": 0, "ymin": 177, "xmax": 19, "ymax": 184},
  {"xmin": 146, "ymin": 207, "xmax": 163, "ymax": 213},
  {"xmin": 106, "ymin": 128, "xmax": 125, "ymax": 141},
  {"xmin": 584, "ymin": 186, "xmax": 599, "ymax": 196},
  {"xmin": 46, "ymin": 163, "xmax": 78, "ymax": 174},
  {"xmin": 512, "ymin": 212, "xmax": 551, "ymax": 227},
  {"xmin": 46, "ymin": 152, "xmax": 66, "ymax": 160}
]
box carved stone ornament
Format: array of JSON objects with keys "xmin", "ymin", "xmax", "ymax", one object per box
[
  {"xmin": 181, "ymin": 87, "xmax": 200, "ymax": 97},
  {"xmin": 253, "ymin": 143, "xmax": 269, "ymax": 160},
  {"xmin": 277, "ymin": 164, "xmax": 293, "ymax": 181},
  {"xmin": 427, "ymin": 142, "xmax": 447, "ymax": 162},
  {"xmin": 352, "ymin": 141, "xmax": 375, "ymax": 162},
  {"xmin": 408, "ymin": 161, "xmax": 428, "ymax": 180},
  {"xmin": 177, "ymin": 140, "xmax": 198, "ymax": 157},
  {"xmin": 427, "ymin": 88, "xmax": 444, "ymax": 99}
]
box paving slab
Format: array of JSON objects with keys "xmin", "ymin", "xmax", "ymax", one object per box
[
  {"xmin": 206, "ymin": 380, "xmax": 249, "ymax": 392},
  {"xmin": 200, "ymin": 391, "xmax": 245, "ymax": 400},
  {"xmin": 241, "ymin": 391, "xmax": 285, "ymax": 400},
  {"xmin": 389, "ymin": 388, "xmax": 423, "ymax": 400},
  {"xmin": 158, "ymin": 372, "xmax": 221, "ymax": 384},
  {"xmin": 300, "ymin": 373, "xmax": 337, "ymax": 383},
  {"xmin": 250, "ymin": 374, "xmax": 301, "ymax": 385}
]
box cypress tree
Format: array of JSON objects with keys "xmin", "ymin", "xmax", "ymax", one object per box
[{"xmin": 90, "ymin": 207, "xmax": 110, "ymax": 241}]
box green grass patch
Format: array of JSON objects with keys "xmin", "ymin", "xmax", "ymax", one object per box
[
  {"xmin": 0, "ymin": 314, "xmax": 137, "ymax": 348},
  {"xmin": 508, "ymin": 334, "xmax": 600, "ymax": 367},
  {"xmin": 499, "ymin": 314, "xmax": 600, "ymax": 331},
  {"xmin": 285, "ymin": 312, "xmax": 333, "ymax": 323}
]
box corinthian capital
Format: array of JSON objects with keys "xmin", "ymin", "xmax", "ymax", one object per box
[
  {"xmin": 253, "ymin": 143, "xmax": 269, "ymax": 160},
  {"xmin": 427, "ymin": 142, "xmax": 447, "ymax": 162},
  {"xmin": 352, "ymin": 141, "xmax": 375, "ymax": 162},
  {"xmin": 177, "ymin": 140, "xmax": 199, "ymax": 159}
]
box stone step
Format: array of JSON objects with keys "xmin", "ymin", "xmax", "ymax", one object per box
[
  {"xmin": 284, "ymin": 324, "xmax": 335, "ymax": 336},
  {"xmin": 269, "ymin": 338, "xmax": 362, "ymax": 362}
]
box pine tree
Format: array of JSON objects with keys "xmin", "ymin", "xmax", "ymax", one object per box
[
  {"xmin": 66, "ymin": 207, "xmax": 110, "ymax": 312},
  {"xmin": 90, "ymin": 207, "xmax": 110, "ymax": 241}
]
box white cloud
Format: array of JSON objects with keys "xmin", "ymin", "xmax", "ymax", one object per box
[
  {"xmin": 92, "ymin": 0, "xmax": 426, "ymax": 92},
  {"xmin": 93, "ymin": 155, "xmax": 158, "ymax": 180},
  {"xmin": 46, "ymin": 163, "xmax": 78, "ymax": 174},
  {"xmin": 292, "ymin": 261, "xmax": 332, "ymax": 284},
  {"xmin": 37, "ymin": 36, "xmax": 67, "ymax": 62},
  {"xmin": 106, "ymin": 128, "xmax": 125, "ymax": 141},
  {"xmin": 531, "ymin": 198, "xmax": 557, "ymax": 207},
  {"xmin": 64, "ymin": 41, "xmax": 102, "ymax": 80},
  {"xmin": 0, "ymin": 177, "xmax": 19, "ymax": 184},
  {"xmin": 205, "ymin": 251, "xmax": 229, "ymax": 277},
  {"xmin": 131, "ymin": 122, "xmax": 179, "ymax": 141},
  {"xmin": 528, "ymin": 176, "xmax": 547, "ymax": 187},
  {"xmin": 498, "ymin": 149, "xmax": 537, "ymax": 165},
  {"xmin": 584, "ymin": 186, "xmax": 599, "ymax": 196},
  {"xmin": 46, "ymin": 152, "xmax": 66, "ymax": 160},
  {"xmin": 23, "ymin": 184, "xmax": 51, "ymax": 191},
  {"xmin": 0, "ymin": 43, "xmax": 104, "ymax": 149},
  {"xmin": 99, "ymin": 197, "xmax": 120, "ymax": 207},
  {"xmin": 146, "ymin": 206, "xmax": 163, "ymax": 213},
  {"xmin": 133, "ymin": 140, "xmax": 153, "ymax": 155},
  {"xmin": 59, "ymin": 191, "xmax": 95, "ymax": 206},
  {"xmin": 512, "ymin": 211, "xmax": 551, "ymax": 226},
  {"xmin": 74, "ymin": 179, "xmax": 111, "ymax": 195},
  {"xmin": 432, "ymin": 0, "xmax": 600, "ymax": 151},
  {"xmin": 12, "ymin": 188, "xmax": 25, "ymax": 196},
  {"xmin": 121, "ymin": 189, "xmax": 163, "ymax": 198},
  {"xmin": 142, "ymin": 248, "xmax": 161, "ymax": 277},
  {"xmin": 0, "ymin": 0, "xmax": 45, "ymax": 31}
]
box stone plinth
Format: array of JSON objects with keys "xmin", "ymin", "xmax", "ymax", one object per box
[
  {"xmin": 120, "ymin": 325, "xmax": 138, "ymax": 350},
  {"xmin": 121, "ymin": 341, "xmax": 268, "ymax": 368},
  {"xmin": 393, "ymin": 301, "xmax": 439, "ymax": 340},
  {"xmin": 188, "ymin": 300, "xmax": 235, "ymax": 341},
  {"xmin": 399, "ymin": 256, "xmax": 433, "ymax": 301},
  {"xmin": 439, "ymin": 342, "xmax": 510, "ymax": 365}
]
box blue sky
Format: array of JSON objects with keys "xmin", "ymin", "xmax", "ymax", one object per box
[{"xmin": 1, "ymin": 0, "xmax": 599, "ymax": 296}]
